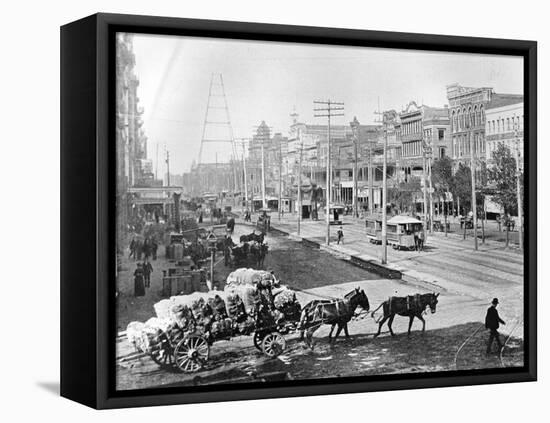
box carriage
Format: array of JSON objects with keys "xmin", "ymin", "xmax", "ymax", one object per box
[{"xmin": 141, "ymin": 291, "xmax": 301, "ymax": 373}]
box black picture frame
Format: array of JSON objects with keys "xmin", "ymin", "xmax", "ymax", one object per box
[{"xmin": 60, "ymin": 12, "xmax": 537, "ymax": 409}]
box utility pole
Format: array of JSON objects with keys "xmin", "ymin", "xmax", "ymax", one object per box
[
  {"xmin": 381, "ymin": 115, "xmax": 388, "ymax": 264},
  {"xmin": 314, "ymin": 100, "xmax": 344, "ymax": 245},
  {"xmin": 260, "ymin": 137, "xmax": 266, "ymax": 209},
  {"xmin": 374, "ymin": 107, "xmax": 388, "ymax": 264},
  {"xmin": 350, "ymin": 117, "xmax": 360, "ymax": 218},
  {"xmin": 278, "ymin": 136, "xmax": 283, "ymax": 221},
  {"xmin": 165, "ymin": 149, "xmax": 171, "ymax": 187},
  {"xmin": 297, "ymin": 132, "xmax": 304, "ymax": 236},
  {"xmin": 514, "ymin": 123, "xmax": 523, "ymax": 250},
  {"xmin": 155, "ymin": 143, "xmax": 159, "ymax": 181},
  {"xmin": 242, "ymin": 142, "xmax": 248, "ymax": 212},
  {"xmin": 252, "ymin": 124, "xmax": 272, "ymax": 210},
  {"xmin": 469, "ymin": 131, "xmax": 478, "ymax": 251},
  {"xmin": 421, "ymin": 132, "xmax": 429, "ymax": 240},
  {"xmin": 428, "ymin": 154, "xmax": 434, "ymax": 234}
]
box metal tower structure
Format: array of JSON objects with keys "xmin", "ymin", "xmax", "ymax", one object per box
[
  {"xmin": 197, "ymin": 73, "xmax": 239, "ymax": 200},
  {"xmin": 198, "ymin": 73, "xmax": 238, "ymax": 164}
]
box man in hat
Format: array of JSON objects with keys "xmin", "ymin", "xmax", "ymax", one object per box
[
  {"xmin": 485, "ymin": 298, "xmax": 506, "ymax": 354},
  {"xmin": 142, "ymin": 257, "xmax": 153, "ymax": 288},
  {"xmin": 337, "ymin": 226, "xmax": 344, "ymax": 245}
]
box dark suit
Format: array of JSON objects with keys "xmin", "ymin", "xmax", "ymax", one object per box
[{"xmin": 485, "ymin": 306, "xmax": 505, "ymax": 353}]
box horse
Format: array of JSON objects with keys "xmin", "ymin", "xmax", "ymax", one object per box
[
  {"xmin": 371, "ymin": 292, "xmax": 439, "ymax": 337},
  {"xmin": 250, "ymin": 242, "xmax": 269, "ymax": 267},
  {"xmin": 240, "ymin": 231, "xmax": 265, "ymax": 244},
  {"xmin": 230, "ymin": 243, "xmax": 249, "ymax": 265},
  {"xmin": 298, "ymin": 288, "xmax": 370, "ymax": 349}
]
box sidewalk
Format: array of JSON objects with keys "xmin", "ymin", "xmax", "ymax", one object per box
[{"xmin": 243, "ymin": 212, "xmax": 524, "ymax": 320}]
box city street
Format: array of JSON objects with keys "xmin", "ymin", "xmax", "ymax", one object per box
[{"xmin": 116, "ymin": 222, "xmax": 523, "ymax": 390}]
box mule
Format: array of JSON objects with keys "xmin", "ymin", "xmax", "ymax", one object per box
[
  {"xmin": 371, "ymin": 293, "xmax": 439, "ymax": 337},
  {"xmin": 240, "ymin": 231, "xmax": 265, "ymax": 244},
  {"xmin": 250, "ymin": 242, "xmax": 269, "ymax": 267},
  {"xmin": 298, "ymin": 288, "xmax": 370, "ymax": 349}
]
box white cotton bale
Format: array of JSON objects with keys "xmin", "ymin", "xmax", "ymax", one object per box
[
  {"xmin": 126, "ymin": 321, "xmax": 146, "ymax": 351},
  {"xmin": 153, "ymin": 299, "xmax": 173, "ymax": 319}
]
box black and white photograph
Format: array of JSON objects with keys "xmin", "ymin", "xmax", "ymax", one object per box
[{"xmin": 115, "ymin": 32, "xmax": 526, "ymax": 391}]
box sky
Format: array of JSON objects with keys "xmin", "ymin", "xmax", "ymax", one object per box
[{"xmin": 126, "ymin": 32, "xmax": 523, "ymax": 176}]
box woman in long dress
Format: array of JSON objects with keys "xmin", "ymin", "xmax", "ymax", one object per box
[{"xmin": 134, "ymin": 263, "xmax": 145, "ymax": 297}]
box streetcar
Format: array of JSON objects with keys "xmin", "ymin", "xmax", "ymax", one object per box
[{"xmin": 386, "ymin": 215, "xmax": 423, "ymax": 250}]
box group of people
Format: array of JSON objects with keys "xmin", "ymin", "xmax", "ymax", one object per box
[
  {"xmin": 129, "ymin": 236, "xmax": 158, "ymax": 261},
  {"xmin": 413, "ymin": 230, "xmax": 425, "ymax": 252}
]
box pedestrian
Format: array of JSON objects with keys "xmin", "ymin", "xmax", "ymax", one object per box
[
  {"xmin": 199, "ymin": 211, "xmax": 203, "ymax": 224},
  {"xmin": 333, "ymin": 208, "xmax": 339, "ymax": 223},
  {"xmin": 142, "ymin": 257, "xmax": 153, "ymax": 288},
  {"xmin": 413, "ymin": 231, "xmax": 419, "ymax": 251},
  {"xmin": 418, "ymin": 230, "xmax": 425, "ymax": 252},
  {"xmin": 136, "ymin": 239, "xmax": 143, "ymax": 260},
  {"xmin": 133, "ymin": 263, "xmax": 145, "ymax": 297},
  {"xmin": 151, "ymin": 238, "xmax": 158, "ymax": 261},
  {"xmin": 129, "ymin": 237, "xmax": 136, "ymax": 259},
  {"xmin": 143, "ymin": 237, "xmax": 151, "ymax": 260},
  {"xmin": 485, "ymin": 298, "xmax": 506, "ymax": 354},
  {"xmin": 337, "ymin": 226, "xmax": 344, "ymax": 245}
]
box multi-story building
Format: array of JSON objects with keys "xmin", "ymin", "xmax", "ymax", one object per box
[
  {"xmin": 446, "ymin": 83, "xmax": 522, "ymax": 177},
  {"xmin": 398, "ymin": 101, "xmax": 450, "ymax": 182},
  {"xmin": 115, "ymin": 33, "xmax": 153, "ymax": 242},
  {"xmin": 485, "ymin": 98, "xmax": 524, "ymax": 165}
]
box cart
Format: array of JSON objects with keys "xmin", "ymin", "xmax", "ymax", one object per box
[{"xmin": 142, "ymin": 302, "xmax": 299, "ymax": 373}]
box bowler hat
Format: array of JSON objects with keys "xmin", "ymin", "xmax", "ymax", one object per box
[{"xmin": 491, "ymin": 298, "xmax": 499, "ymax": 304}]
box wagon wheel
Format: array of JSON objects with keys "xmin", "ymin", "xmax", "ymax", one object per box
[
  {"xmin": 144, "ymin": 331, "xmax": 174, "ymax": 367},
  {"xmin": 261, "ymin": 332, "xmax": 286, "ymax": 358},
  {"xmin": 174, "ymin": 335, "xmax": 210, "ymax": 373},
  {"xmin": 253, "ymin": 331, "xmax": 267, "ymax": 351}
]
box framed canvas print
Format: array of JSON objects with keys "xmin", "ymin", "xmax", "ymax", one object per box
[{"xmin": 60, "ymin": 13, "xmax": 537, "ymax": 409}]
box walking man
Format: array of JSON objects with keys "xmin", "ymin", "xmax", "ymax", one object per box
[
  {"xmin": 485, "ymin": 298, "xmax": 506, "ymax": 354},
  {"xmin": 129, "ymin": 237, "xmax": 136, "ymax": 259},
  {"xmin": 143, "ymin": 257, "xmax": 153, "ymax": 288},
  {"xmin": 418, "ymin": 230, "xmax": 425, "ymax": 252},
  {"xmin": 337, "ymin": 226, "xmax": 344, "ymax": 245}
]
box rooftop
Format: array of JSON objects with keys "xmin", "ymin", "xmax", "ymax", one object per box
[{"xmin": 486, "ymin": 94, "xmax": 524, "ymax": 110}]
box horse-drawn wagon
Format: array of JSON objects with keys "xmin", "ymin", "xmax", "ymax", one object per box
[{"xmin": 135, "ymin": 273, "xmax": 301, "ymax": 373}]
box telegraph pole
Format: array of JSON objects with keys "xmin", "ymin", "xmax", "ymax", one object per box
[
  {"xmin": 252, "ymin": 124, "xmax": 272, "ymax": 210},
  {"xmin": 235, "ymin": 138, "xmax": 249, "ymax": 212},
  {"xmin": 166, "ymin": 149, "xmax": 171, "ymax": 187},
  {"xmin": 350, "ymin": 117, "xmax": 360, "ymax": 218},
  {"xmin": 469, "ymin": 131, "xmax": 478, "ymax": 251},
  {"xmin": 155, "ymin": 143, "xmax": 159, "ymax": 181},
  {"xmin": 278, "ymin": 136, "xmax": 283, "ymax": 221},
  {"xmin": 314, "ymin": 100, "xmax": 344, "ymax": 245},
  {"xmin": 381, "ymin": 116, "xmax": 388, "ymax": 264},
  {"xmin": 421, "ymin": 131, "xmax": 429, "ymax": 240},
  {"xmin": 297, "ymin": 132, "xmax": 303, "ymax": 236},
  {"xmin": 373, "ymin": 107, "xmax": 388, "ymax": 264},
  {"xmin": 514, "ymin": 123, "xmax": 523, "ymax": 250}
]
